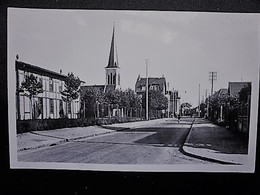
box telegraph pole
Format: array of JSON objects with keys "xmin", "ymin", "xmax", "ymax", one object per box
[
  {"xmin": 209, "ymin": 71, "xmax": 217, "ymax": 119},
  {"xmin": 167, "ymin": 82, "xmax": 170, "ymax": 118},
  {"xmin": 209, "ymin": 71, "xmax": 217, "ymax": 95},
  {"xmin": 146, "ymin": 59, "xmax": 149, "ymax": 120},
  {"xmin": 198, "ymin": 84, "xmax": 200, "ymax": 117},
  {"xmin": 172, "ymin": 88, "xmax": 175, "ymax": 118}
]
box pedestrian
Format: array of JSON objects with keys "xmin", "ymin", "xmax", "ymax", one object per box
[{"xmin": 178, "ymin": 114, "xmax": 181, "ymax": 123}]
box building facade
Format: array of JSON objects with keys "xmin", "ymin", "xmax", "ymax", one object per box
[
  {"xmin": 135, "ymin": 75, "xmax": 167, "ymax": 95},
  {"xmin": 16, "ymin": 61, "xmax": 80, "ymax": 120}
]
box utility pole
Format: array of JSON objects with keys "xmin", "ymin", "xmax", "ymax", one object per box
[
  {"xmin": 172, "ymin": 88, "xmax": 175, "ymax": 118},
  {"xmin": 167, "ymin": 82, "xmax": 170, "ymax": 118},
  {"xmin": 146, "ymin": 59, "xmax": 149, "ymax": 120},
  {"xmin": 209, "ymin": 71, "xmax": 217, "ymax": 119},
  {"xmin": 209, "ymin": 71, "xmax": 217, "ymax": 95},
  {"xmin": 198, "ymin": 84, "xmax": 200, "ymax": 118}
]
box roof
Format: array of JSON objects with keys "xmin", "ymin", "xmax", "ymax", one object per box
[
  {"xmin": 104, "ymin": 84, "xmax": 116, "ymax": 93},
  {"xmin": 212, "ymin": 88, "xmax": 228, "ymax": 98},
  {"xmin": 80, "ymin": 85, "xmax": 105, "ymax": 96},
  {"xmin": 80, "ymin": 84, "xmax": 117, "ymax": 96},
  {"xmin": 16, "ymin": 60, "xmax": 67, "ymax": 81},
  {"xmin": 135, "ymin": 77, "xmax": 166, "ymax": 93},
  {"xmin": 228, "ymin": 82, "xmax": 251, "ymax": 97},
  {"xmin": 106, "ymin": 24, "xmax": 119, "ymax": 68}
]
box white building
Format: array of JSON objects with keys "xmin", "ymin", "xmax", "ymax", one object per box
[{"xmin": 16, "ymin": 60, "xmax": 80, "ymax": 120}]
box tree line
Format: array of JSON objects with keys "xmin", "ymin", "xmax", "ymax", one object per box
[{"xmin": 19, "ymin": 72, "xmax": 169, "ymax": 120}]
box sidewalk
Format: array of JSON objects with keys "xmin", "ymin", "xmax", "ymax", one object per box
[
  {"xmin": 182, "ymin": 118, "xmax": 249, "ymax": 165},
  {"xmin": 17, "ymin": 126, "xmax": 115, "ymax": 152},
  {"xmin": 17, "ymin": 118, "xmax": 166, "ymax": 153}
]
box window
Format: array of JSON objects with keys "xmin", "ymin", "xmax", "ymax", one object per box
[
  {"xmin": 113, "ymin": 74, "xmax": 116, "ymax": 85},
  {"xmin": 68, "ymin": 101, "xmax": 71, "ymax": 114},
  {"xmin": 49, "ymin": 78, "xmax": 53, "ymax": 92},
  {"xmin": 59, "ymin": 82, "xmax": 62, "ymax": 92},
  {"xmin": 49, "ymin": 99, "xmax": 54, "ymax": 114},
  {"xmin": 38, "ymin": 97, "xmax": 43, "ymax": 114}
]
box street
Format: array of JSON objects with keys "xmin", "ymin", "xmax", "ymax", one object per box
[{"xmin": 18, "ymin": 117, "xmax": 215, "ymax": 164}]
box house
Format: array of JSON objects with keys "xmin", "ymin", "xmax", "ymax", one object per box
[
  {"xmin": 228, "ymin": 82, "xmax": 251, "ymax": 97},
  {"xmin": 135, "ymin": 75, "xmax": 167, "ymax": 95},
  {"xmin": 16, "ymin": 60, "xmax": 81, "ymax": 120}
]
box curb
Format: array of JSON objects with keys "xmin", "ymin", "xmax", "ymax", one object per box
[
  {"xmin": 18, "ymin": 129, "xmax": 115, "ymax": 153},
  {"xmin": 100, "ymin": 125, "xmax": 131, "ymax": 131},
  {"xmin": 179, "ymin": 119, "xmax": 240, "ymax": 165}
]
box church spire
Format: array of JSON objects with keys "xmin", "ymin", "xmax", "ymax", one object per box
[{"xmin": 106, "ymin": 22, "xmax": 119, "ymax": 68}]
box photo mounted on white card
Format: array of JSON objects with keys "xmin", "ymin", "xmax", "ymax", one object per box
[{"xmin": 8, "ymin": 8, "xmax": 259, "ymax": 172}]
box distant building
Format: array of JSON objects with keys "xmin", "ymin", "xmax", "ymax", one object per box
[
  {"xmin": 212, "ymin": 88, "xmax": 228, "ymax": 98},
  {"xmin": 228, "ymin": 82, "xmax": 251, "ymax": 97},
  {"xmin": 135, "ymin": 75, "xmax": 167, "ymax": 95},
  {"xmin": 81, "ymin": 24, "xmax": 121, "ymax": 94},
  {"xmin": 16, "ymin": 61, "xmax": 80, "ymax": 120}
]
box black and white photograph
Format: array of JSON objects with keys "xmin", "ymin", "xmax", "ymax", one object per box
[{"xmin": 8, "ymin": 8, "xmax": 259, "ymax": 172}]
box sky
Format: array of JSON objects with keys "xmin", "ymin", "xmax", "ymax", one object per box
[{"xmin": 8, "ymin": 8, "xmax": 260, "ymax": 107}]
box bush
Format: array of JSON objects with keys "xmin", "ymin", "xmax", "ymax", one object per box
[
  {"xmin": 16, "ymin": 118, "xmax": 95, "ymax": 134},
  {"xmin": 16, "ymin": 117, "xmax": 144, "ymax": 134}
]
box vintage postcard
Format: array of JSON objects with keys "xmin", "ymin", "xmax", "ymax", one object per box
[{"xmin": 8, "ymin": 8, "xmax": 259, "ymax": 172}]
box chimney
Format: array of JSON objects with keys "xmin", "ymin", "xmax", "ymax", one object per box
[{"xmin": 60, "ymin": 69, "xmax": 62, "ymax": 74}]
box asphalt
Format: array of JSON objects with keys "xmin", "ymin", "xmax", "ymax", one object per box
[{"xmin": 16, "ymin": 117, "xmax": 249, "ymax": 165}]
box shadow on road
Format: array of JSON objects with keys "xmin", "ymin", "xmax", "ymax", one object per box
[{"xmin": 124, "ymin": 127, "xmax": 190, "ymax": 147}]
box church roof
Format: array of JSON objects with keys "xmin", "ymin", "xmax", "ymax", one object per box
[
  {"xmin": 80, "ymin": 84, "xmax": 117, "ymax": 96},
  {"xmin": 106, "ymin": 24, "xmax": 119, "ymax": 68},
  {"xmin": 104, "ymin": 84, "xmax": 116, "ymax": 93},
  {"xmin": 80, "ymin": 85, "xmax": 105, "ymax": 96}
]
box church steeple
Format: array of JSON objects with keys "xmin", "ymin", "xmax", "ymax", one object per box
[
  {"xmin": 106, "ymin": 22, "xmax": 119, "ymax": 68},
  {"xmin": 105, "ymin": 23, "xmax": 121, "ymax": 90}
]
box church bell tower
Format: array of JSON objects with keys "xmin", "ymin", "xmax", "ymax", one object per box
[{"xmin": 105, "ymin": 23, "xmax": 121, "ymax": 91}]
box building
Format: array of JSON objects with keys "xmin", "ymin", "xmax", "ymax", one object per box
[
  {"xmin": 81, "ymin": 24, "xmax": 121, "ymax": 94},
  {"xmin": 80, "ymin": 24, "xmax": 122, "ymax": 117},
  {"xmin": 228, "ymin": 82, "xmax": 251, "ymax": 97},
  {"xmin": 16, "ymin": 60, "xmax": 80, "ymax": 120},
  {"xmin": 135, "ymin": 75, "xmax": 167, "ymax": 95}
]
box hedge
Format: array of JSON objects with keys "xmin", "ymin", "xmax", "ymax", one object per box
[
  {"xmin": 17, "ymin": 118, "xmax": 95, "ymax": 134},
  {"xmin": 16, "ymin": 117, "xmax": 145, "ymax": 134}
]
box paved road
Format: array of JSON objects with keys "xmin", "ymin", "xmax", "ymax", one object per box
[{"xmin": 18, "ymin": 117, "xmax": 214, "ymax": 164}]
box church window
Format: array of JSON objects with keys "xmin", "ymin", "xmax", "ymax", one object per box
[
  {"xmin": 107, "ymin": 75, "xmax": 109, "ymax": 85},
  {"xmin": 113, "ymin": 74, "xmax": 116, "ymax": 85}
]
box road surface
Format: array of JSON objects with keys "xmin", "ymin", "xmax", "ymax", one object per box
[{"xmin": 18, "ymin": 117, "xmax": 214, "ymax": 164}]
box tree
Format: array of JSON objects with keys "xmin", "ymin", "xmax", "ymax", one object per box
[
  {"xmin": 120, "ymin": 88, "xmax": 142, "ymax": 117},
  {"xmin": 141, "ymin": 90, "xmax": 168, "ymax": 118},
  {"xmin": 19, "ymin": 73, "xmax": 43, "ymax": 119},
  {"xmin": 61, "ymin": 72, "xmax": 81, "ymax": 118},
  {"xmin": 81, "ymin": 87, "xmax": 104, "ymax": 118},
  {"xmin": 239, "ymin": 85, "xmax": 251, "ymax": 104}
]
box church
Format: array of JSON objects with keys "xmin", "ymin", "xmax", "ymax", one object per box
[
  {"xmin": 80, "ymin": 24, "xmax": 122, "ymax": 117},
  {"xmin": 81, "ymin": 24, "xmax": 120, "ymax": 94}
]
